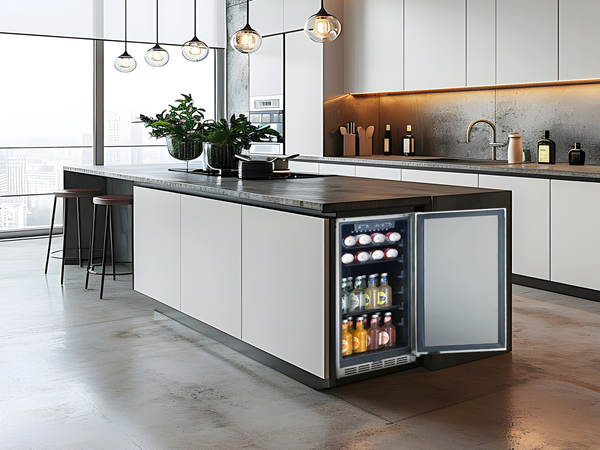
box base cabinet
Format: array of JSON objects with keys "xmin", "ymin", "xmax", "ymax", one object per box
[
  {"xmin": 241, "ymin": 205, "xmax": 328, "ymax": 379},
  {"xmin": 402, "ymin": 169, "xmax": 478, "ymax": 187},
  {"xmin": 180, "ymin": 196, "xmax": 242, "ymax": 339},
  {"xmin": 479, "ymin": 175, "xmax": 550, "ymax": 280},
  {"xmin": 551, "ymin": 180, "xmax": 600, "ymax": 291},
  {"xmin": 133, "ymin": 187, "xmax": 181, "ymax": 310}
]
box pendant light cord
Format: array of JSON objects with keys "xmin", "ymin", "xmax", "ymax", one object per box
[
  {"xmin": 246, "ymin": 0, "xmax": 249, "ymax": 26},
  {"xmin": 124, "ymin": 0, "xmax": 128, "ymax": 52},
  {"xmin": 194, "ymin": 0, "xmax": 197, "ymax": 37},
  {"xmin": 156, "ymin": 0, "xmax": 159, "ymax": 44}
]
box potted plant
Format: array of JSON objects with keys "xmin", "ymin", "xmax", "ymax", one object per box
[
  {"xmin": 204, "ymin": 114, "xmax": 280, "ymax": 170},
  {"xmin": 139, "ymin": 93, "xmax": 208, "ymax": 162}
]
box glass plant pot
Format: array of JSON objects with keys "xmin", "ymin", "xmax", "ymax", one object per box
[
  {"xmin": 203, "ymin": 142, "xmax": 240, "ymax": 171},
  {"xmin": 166, "ymin": 136, "xmax": 203, "ymax": 161}
]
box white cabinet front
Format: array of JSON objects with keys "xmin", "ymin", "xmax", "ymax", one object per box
[
  {"xmin": 402, "ymin": 169, "xmax": 478, "ymax": 187},
  {"xmin": 466, "ymin": 0, "xmax": 495, "ymax": 86},
  {"xmin": 249, "ymin": 0, "xmax": 284, "ymax": 36},
  {"xmin": 283, "ymin": 0, "xmax": 320, "ymax": 32},
  {"xmin": 241, "ymin": 205, "xmax": 328, "ymax": 379},
  {"xmin": 180, "ymin": 196, "xmax": 242, "ymax": 339},
  {"xmin": 479, "ymin": 175, "xmax": 550, "ymax": 280},
  {"xmin": 404, "ymin": 0, "xmax": 466, "ymax": 90},
  {"xmin": 319, "ymin": 163, "xmax": 356, "ymax": 176},
  {"xmin": 133, "ymin": 187, "xmax": 181, "ymax": 310},
  {"xmin": 355, "ymin": 165, "xmax": 401, "ymax": 181},
  {"xmin": 497, "ymin": 0, "xmax": 558, "ymax": 84},
  {"xmin": 249, "ymin": 35, "xmax": 283, "ymax": 98},
  {"xmin": 551, "ymin": 180, "xmax": 600, "ymax": 291}
]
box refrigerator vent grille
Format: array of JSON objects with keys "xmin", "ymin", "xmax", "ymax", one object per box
[{"xmin": 340, "ymin": 355, "xmax": 416, "ymax": 378}]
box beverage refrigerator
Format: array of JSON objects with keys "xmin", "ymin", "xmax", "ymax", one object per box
[{"xmin": 335, "ymin": 209, "xmax": 507, "ymax": 379}]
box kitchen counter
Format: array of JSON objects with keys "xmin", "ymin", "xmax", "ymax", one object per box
[
  {"xmin": 297, "ymin": 155, "xmax": 600, "ymax": 181},
  {"xmin": 64, "ymin": 163, "xmax": 504, "ymax": 214}
]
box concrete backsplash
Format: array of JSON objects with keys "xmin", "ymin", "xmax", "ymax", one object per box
[{"xmin": 324, "ymin": 83, "xmax": 600, "ymax": 165}]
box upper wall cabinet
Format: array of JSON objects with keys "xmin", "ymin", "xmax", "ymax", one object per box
[
  {"xmin": 559, "ymin": 0, "xmax": 600, "ymax": 81},
  {"xmin": 344, "ymin": 0, "xmax": 403, "ymax": 94},
  {"xmin": 497, "ymin": 0, "xmax": 558, "ymax": 84},
  {"xmin": 404, "ymin": 0, "xmax": 466, "ymax": 91},
  {"xmin": 467, "ymin": 0, "xmax": 496, "ymax": 86},
  {"xmin": 283, "ymin": 0, "xmax": 320, "ymax": 33},
  {"xmin": 249, "ymin": 0, "xmax": 284, "ymax": 36},
  {"xmin": 249, "ymin": 35, "xmax": 284, "ymax": 97}
]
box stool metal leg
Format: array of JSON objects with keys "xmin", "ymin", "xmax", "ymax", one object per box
[
  {"xmin": 85, "ymin": 203, "xmax": 98, "ymax": 290},
  {"xmin": 61, "ymin": 197, "xmax": 69, "ymax": 285},
  {"xmin": 100, "ymin": 205, "xmax": 111, "ymax": 299},
  {"xmin": 76, "ymin": 197, "xmax": 82, "ymax": 267},
  {"xmin": 109, "ymin": 208, "xmax": 116, "ymax": 281},
  {"xmin": 45, "ymin": 196, "xmax": 57, "ymax": 274}
]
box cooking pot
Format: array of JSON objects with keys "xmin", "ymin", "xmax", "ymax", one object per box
[{"xmin": 235, "ymin": 154, "xmax": 300, "ymax": 179}]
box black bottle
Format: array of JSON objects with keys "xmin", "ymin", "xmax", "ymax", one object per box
[
  {"xmin": 383, "ymin": 124, "xmax": 392, "ymax": 156},
  {"xmin": 537, "ymin": 130, "xmax": 555, "ymax": 164},
  {"xmin": 402, "ymin": 125, "xmax": 415, "ymax": 156},
  {"xmin": 568, "ymin": 143, "xmax": 585, "ymax": 165}
]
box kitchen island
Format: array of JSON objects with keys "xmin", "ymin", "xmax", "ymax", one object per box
[{"xmin": 64, "ymin": 164, "xmax": 511, "ymax": 388}]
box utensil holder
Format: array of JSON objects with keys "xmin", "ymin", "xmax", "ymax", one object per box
[{"xmin": 343, "ymin": 134, "xmax": 356, "ymax": 156}]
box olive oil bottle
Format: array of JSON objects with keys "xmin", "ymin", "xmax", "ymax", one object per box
[{"xmin": 537, "ymin": 130, "xmax": 555, "ymax": 164}]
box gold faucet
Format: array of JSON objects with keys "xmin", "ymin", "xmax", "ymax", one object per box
[{"xmin": 467, "ymin": 119, "xmax": 506, "ymax": 160}]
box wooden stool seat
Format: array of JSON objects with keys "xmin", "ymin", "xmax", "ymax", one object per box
[
  {"xmin": 93, "ymin": 195, "xmax": 133, "ymax": 206},
  {"xmin": 55, "ymin": 189, "xmax": 102, "ymax": 198}
]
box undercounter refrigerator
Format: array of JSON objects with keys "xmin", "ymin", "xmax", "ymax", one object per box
[{"xmin": 336, "ymin": 209, "xmax": 506, "ymax": 379}]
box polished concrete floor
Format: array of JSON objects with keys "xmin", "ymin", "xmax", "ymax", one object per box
[{"xmin": 2, "ymin": 237, "xmax": 600, "ymax": 449}]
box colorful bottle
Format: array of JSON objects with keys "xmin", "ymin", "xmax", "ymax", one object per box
[
  {"xmin": 377, "ymin": 273, "xmax": 392, "ymax": 307},
  {"xmin": 352, "ymin": 318, "xmax": 368, "ymax": 353},
  {"xmin": 568, "ymin": 142, "xmax": 585, "ymax": 165},
  {"xmin": 350, "ymin": 276, "xmax": 366, "ymax": 311},
  {"xmin": 402, "ymin": 125, "xmax": 415, "ymax": 156},
  {"xmin": 367, "ymin": 315, "xmax": 380, "ymax": 351},
  {"xmin": 347, "ymin": 316, "xmax": 354, "ymax": 333},
  {"xmin": 365, "ymin": 274, "xmax": 379, "ymax": 310},
  {"xmin": 383, "ymin": 124, "xmax": 392, "ymax": 156},
  {"xmin": 341, "ymin": 278, "xmax": 349, "ymax": 313},
  {"xmin": 537, "ymin": 130, "xmax": 556, "ymax": 164},
  {"xmin": 342, "ymin": 320, "xmax": 353, "ymax": 356},
  {"xmin": 379, "ymin": 312, "xmax": 396, "ymax": 348}
]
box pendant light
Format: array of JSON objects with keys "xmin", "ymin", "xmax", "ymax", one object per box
[
  {"xmin": 304, "ymin": 0, "xmax": 342, "ymax": 43},
  {"xmin": 230, "ymin": 0, "xmax": 262, "ymax": 54},
  {"xmin": 181, "ymin": 0, "xmax": 210, "ymax": 61},
  {"xmin": 145, "ymin": 0, "xmax": 169, "ymax": 67},
  {"xmin": 114, "ymin": 0, "xmax": 136, "ymax": 72}
]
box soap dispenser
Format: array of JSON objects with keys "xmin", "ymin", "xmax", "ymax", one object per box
[{"xmin": 568, "ymin": 143, "xmax": 585, "ymax": 165}]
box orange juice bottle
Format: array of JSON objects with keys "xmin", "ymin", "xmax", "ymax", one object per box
[
  {"xmin": 347, "ymin": 316, "xmax": 354, "ymax": 333},
  {"xmin": 352, "ymin": 318, "xmax": 368, "ymax": 353},
  {"xmin": 342, "ymin": 320, "xmax": 353, "ymax": 356}
]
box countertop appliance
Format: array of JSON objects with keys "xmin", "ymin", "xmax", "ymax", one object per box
[
  {"xmin": 336, "ymin": 210, "xmax": 507, "ymax": 378},
  {"xmin": 249, "ymin": 95, "xmax": 284, "ymax": 155}
]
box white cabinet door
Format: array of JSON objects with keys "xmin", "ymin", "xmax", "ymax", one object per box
[
  {"xmin": 283, "ymin": 0, "xmax": 320, "ymax": 32},
  {"xmin": 355, "ymin": 165, "xmax": 402, "ymax": 181},
  {"xmin": 405, "ymin": 0, "xmax": 466, "ymax": 90},
  {"xmin": 497, "ymin": 0, "xmax": 558, "ymax": 84},
  {"xmin": 133, "ymin": 187, "xmax": 181, "ymax": 310},
  {"xmin": 319, "ymin": 163, "xmax": 356, "ymax": 176},
  {"xmin": 402, "ymin": 169, "xmax": 478, "ymax": 187},
  {"xmin": 467, "ymin": 0, "xmax": 496, "ymax": 86},
  {"xmin": 285, "ymin": 31, "xmax": 323, "ymax": 157},
  {"xmin": 249, "ymin": 35, "xmax": 283, "ymax": 98},
  {"xmin": 289, "ymin": 160, "xmax": 320, "ymax": 174},
  {"xmin": 180, "ymin": 196, "xmax": 242, "ymax": 339},
  {"xmin": 249, "ymin": 0, "xmax": 284, "ymax": 36},
  {"xmin": 479, "ymin": 174, "xmax": 550, "ymax": 280},
  {"xmin": 559, "ymin": 0, "xmax": 600, "ymax": 81},
  {"xmin": 551, "ymin": 180, "xmax": 600, "ymax": 291},
  {"xmin": 344, "ymin": 0, "xmax": 403, "ymax": 94},
  {"xmin": 241, "ymin": 205, "xmax": 328, "ymax": 379}
]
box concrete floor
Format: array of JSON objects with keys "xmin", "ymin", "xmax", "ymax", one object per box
[{"xmin": 2, "ymin": 238, "xmax": 600, "ymax": 450}]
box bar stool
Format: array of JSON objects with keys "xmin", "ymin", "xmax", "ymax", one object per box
[
  {"xmin": 45, "ymin": 188, "xmax": 103, "ymax": 285},
  {"xmin": 85, "ymin": 195, "xmax": 133, "ymax": 299}
]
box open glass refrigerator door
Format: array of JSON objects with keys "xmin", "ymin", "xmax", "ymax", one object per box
[{"xmin": 335, "ymin": 209, "xmax": 507, "ymax": 380}]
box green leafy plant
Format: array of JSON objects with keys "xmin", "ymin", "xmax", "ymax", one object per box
[
  {"xmin": 205, "ymin": 114, "xmax": 280, "ymax": 150},
  {"xmin": 139, "ymin": 93, "xmax": 208, "ymax": 143}
]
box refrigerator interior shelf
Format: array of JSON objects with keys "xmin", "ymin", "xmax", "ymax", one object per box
[
  {"xmin": 342, "ymin": 257, "xmax": 403, "ymax": 267},
  {"xmin": 342, "ymin": 304, "xmax": 403, "ymax": 317}
]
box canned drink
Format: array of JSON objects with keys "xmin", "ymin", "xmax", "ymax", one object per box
[
  {"xmin": 386, "ymin": 231, "xmax": 401, "ymax": 243},
  {"xmin": 343, "ymin": 235, "xmax": 357, "ymax": 247},
  {"xmin": 355, "ymin": 251, "xmax": 370, "ymax": 263},
  {"xmin": 370, "ymin": 233, "xmax": 386, "ymax": 244},
  {"xmin": 383, "ymin": 248, "xmax": 399, "ymax": 260},
  {"xmin": 341, "ymin": 253, "xmax": 355, "ymax": 265},
  {"xmin": 356, "ymin": 234, "xmax": 372, "ymax": 246},
  {"xmin": 370, "ymin": 249, "xmax": 384, "ymax": 260}
]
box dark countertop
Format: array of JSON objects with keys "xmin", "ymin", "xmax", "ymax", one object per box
[
  {"xmin": 299, "ymin": 155, "xmax": 600, "ymax": 181},
  {"xmin": 64, "ymin": 164, "xmax": 504, "ymax": 214}
]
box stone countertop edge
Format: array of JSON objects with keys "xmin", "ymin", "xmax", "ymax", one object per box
[
  {"xmin": 64, "ymin": 165, "xmax": 499, "ymax": 214},
  {"xmin": 299, "ymin": 156, "xmax": 600, "ymax": 180}
]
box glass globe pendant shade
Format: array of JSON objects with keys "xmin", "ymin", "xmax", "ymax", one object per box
[
  {"xmin": 115, "ymin": 51, "xmax": 137, "ymax": 73},
  {"xmin": 144, "ymin": 44, "xmax": 169, "ymax": 67},
  {"xmin": 181, "ymin": 36, "xmax": 210, "ymax": 61},
  {"xmin": 304, "ymin": 7, "xmax": 342, "ymax": 43},
  {"xmin": 230, "ymin": 24, "xmax": 262, "ymax": 54}
]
